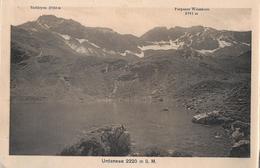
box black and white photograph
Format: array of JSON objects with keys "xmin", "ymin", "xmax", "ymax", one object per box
[{"xmin": 9, "ymin": 7, "xmax": 251, "ymax": 157}]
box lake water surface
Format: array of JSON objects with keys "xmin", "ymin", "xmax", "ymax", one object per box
[{"xmin": 10, "ymin": 101, "xmax": 232, "ymax": 156}]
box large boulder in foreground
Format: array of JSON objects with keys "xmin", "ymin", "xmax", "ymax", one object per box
[
  {"xmin": 192, "ymin": 111, "xmax": 232, "ymax": 125},
  {"xmin": 60, "ymin": 125, "xmax": 131, "ymax": 156},
  {"xmin": 230, "ymin": 140, "xmax": 250, "ymax": 157}
]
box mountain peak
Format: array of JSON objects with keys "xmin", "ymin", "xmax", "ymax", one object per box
[
  {"xmin": 37, "ymin": 15, "xmax": 61, "ymax": 22},
  {"xmin": 35, "ymin": 15, "xmax": 88, "ymax": 32},
  {"xmin": 36, "ymin": 15, "xmax": 68, "ymax": 28}
]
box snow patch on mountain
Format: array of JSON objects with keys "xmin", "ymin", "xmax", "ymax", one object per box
[
  {"xmin": 120, "ymin": 50, "xmax": 144, "ymax": 58},
  {"xmin": 218, "ymin": 39, "xmax": 232, "ymax": 48},
  {"xmin": 139, "ymin": 40, "xmax": 183, "ymax": 51},
  {"xmin": 196, "ymin": 39, "xmax": 233, "ymax": 54},
  {"xmin": 76, "ymin": 38, "xmax": 87, "ymax": 43},
  {"xmin": 65, "ymin": 41, "xmax": 88, "ymax": 54},
  {"xmin": 55, "ymin": 33, "xmax": 103, "ymax": 55},
  {"xmin": 59, "ymin": 34, "xmax": 71, "ymax": 40},
  {"xmin": 36, "ymin": 20, "xmax": 50, "ymax": 30},
  {"xmin": 196, "ymin": 48, "xmax": 219, "ymax": 54},
  {"xmin": 241, "ymin": 42, "xmax": 250, "ymax": 46},
  {"xmin": 44, "ymin": 24, "xmax": 50, "ymax": 29},
  {"xmin": 135, "ymin": 52, "xmax": 145, "ymax": 58},
  {"xmin": 76, "ymin": 38, "xmax": 100, "ymax": 48},
  {"xmin": 56, "ymin": 33, "xmax": 91, "ymax": 54}
]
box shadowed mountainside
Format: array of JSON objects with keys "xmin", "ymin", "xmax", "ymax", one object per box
[{"xmin": 11, "ymin": 15, "xmax": 251, "ymax": 114}]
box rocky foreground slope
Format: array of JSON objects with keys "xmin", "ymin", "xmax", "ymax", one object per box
[{"xmin": 60, "ymin": 125, "xmax": 192, "ymax": 157}]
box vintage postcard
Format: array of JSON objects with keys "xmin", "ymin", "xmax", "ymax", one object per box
[{"xmin": 0, "ymin": 0, "xmax": 259, "ymax": 168}]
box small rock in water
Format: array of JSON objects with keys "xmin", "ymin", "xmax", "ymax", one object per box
[
  {"xmin": 214, "ymin": 132, "xmax": 222, "ymax": 139},
  {"xmin": 162, "ymin": 108, "xmax": 169, "ymax": 111},
  {"xmin": 158, "ymin": 98, "xmax": 163, "ymax": 102},
  {"xmin": 192, "ymin": 111, "xmax": 232, "ymax": 125},
  {"xmin": 214, "ymin": 135, "xmax": 221, "ymax": 139}
]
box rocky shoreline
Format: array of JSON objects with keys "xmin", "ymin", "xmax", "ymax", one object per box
[
  {"xmin": 192, "ymin": 111, "xmax": 250, "ymax": 157},
  {"xmin": 191, "ymin": 81, "xmax": 250, "ymax": 157}
]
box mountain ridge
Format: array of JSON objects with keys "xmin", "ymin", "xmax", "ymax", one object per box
[
  {"xmin": 11, "ymin": 15, "xmax": 251, "ymax": 105},
  {"xmin": 15, "ymin": 15, "xmax": 251, "ymax": 58}
]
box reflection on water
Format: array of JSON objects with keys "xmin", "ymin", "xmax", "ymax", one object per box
[{"xmin": 10, "ymin": 101, "xmax": 232, "ymax": 156}]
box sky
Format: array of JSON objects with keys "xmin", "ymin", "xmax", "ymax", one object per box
[{"xmin": 13, "ymin": 7, "xmax": 251, "ymax": 36}]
